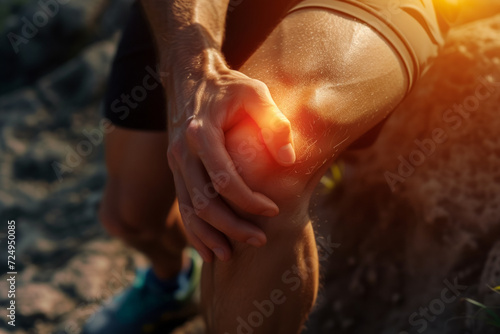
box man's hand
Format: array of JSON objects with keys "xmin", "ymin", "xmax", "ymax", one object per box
[
  {"xmin": 166, "ymin": 49, "xmax": 295, "ymax": 262},
  {"xmin": 141, "ymin": 0, "xmax": 295, "ymax": 262}
]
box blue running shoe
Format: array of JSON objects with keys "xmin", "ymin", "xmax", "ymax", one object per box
[{"xmin": 81, "ymin": 249, "xmax": 202, "ymax": 334}]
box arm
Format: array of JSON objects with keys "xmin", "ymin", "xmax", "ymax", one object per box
[
  {"xmin": 141, "ymin": 0, "xmax": 228, "ymax": 81},
  {"xmin": 140, "ymin": 0, "xmax": 296, "ymax": 262}
]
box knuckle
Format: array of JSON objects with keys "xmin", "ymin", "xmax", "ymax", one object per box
[
  {"xmin": 211, "ymin": 177, "xmax": 228, "ymax": 195},
  {"xmin": 183, "ymin": 216, "xmax": 193, "ymax": 230},
  {"xmin": 272, "ymin": 117, "xmax": 291, "ymax": 134},
  {"xmin": 185, "ymin": 119, "xmax": 203, "ymax": 146},
  {"xmin": 195, "ymin": 205, "xmax": 210, "ymax": 220},
  {"xmin": 207, "ymin": 166, "xmax": 230, "ymax": 191},
  {"xmin": 249, "ymin": 79, "xmax": 269, "ymax": 95},
  {"xmin": 180, "ymin": 208, "xmax": 195, "ymax": 229},
  {"xmin": 179, "ymin": 202, "xmax": 195, "ymax": 220}
]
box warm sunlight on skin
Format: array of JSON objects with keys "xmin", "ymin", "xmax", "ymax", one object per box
[
  {"xmin": 448, "ymin": 0, "xmax": 500, "ymax": 25},
  {"xmin": 440, "ymin": 0, "xmax": 460, "ymax": 5}
]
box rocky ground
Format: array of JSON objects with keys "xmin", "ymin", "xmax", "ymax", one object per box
[{"xmin": 0, "ymin": 1, "xmax": 499, "ymax": 333}]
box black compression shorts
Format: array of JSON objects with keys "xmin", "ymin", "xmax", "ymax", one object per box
[
  {"xmin": 104, "ymin": 0, "xmax": 454, "ymax": 136},
  {"xmin": 104, "ymin": 0, "xmax": 302, "ymax": 131}
]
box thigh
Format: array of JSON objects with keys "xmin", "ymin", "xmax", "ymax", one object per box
[
  {"xmin": 224, "ymin": 8, "xmax": 408, "ymax": 220},
  {"xmin": 223, "ymin": 0, "xmax": 300, "ymax": 69}
]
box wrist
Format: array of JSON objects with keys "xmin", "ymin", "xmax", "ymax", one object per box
[
  {"xmin": 161, "ymin": 46, "xmax": 228, "ymax": 88},
  {"xmin": 158, "ymin": 24, "xmax": 224, "ymax": 70},
  {"xmin": 162, "ymin": 47, "xmax": 229, "ymax": 122}
]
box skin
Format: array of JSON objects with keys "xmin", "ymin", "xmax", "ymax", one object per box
[
  {"xmin": 201, "ymin": 8, "xmax": 408, "ymax": 332},
  {"xmin": 98, "ymin": 0, "xmax": 499, "ymax": 332},
  {"xmin": 141, "ymin": 0, "xmax": 297, "ymax": 263},
  {"xmin": 101, "ymin": 5, "xmax": 407, "ymax": 332},
  {"xmin": 136, "ymin": 0, "xmax": 500, "ymax": 266}
]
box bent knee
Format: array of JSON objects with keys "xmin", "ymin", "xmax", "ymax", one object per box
[
  {"xmin": 225, "ymin": 117, "xmax": 328, "ymax": 213},
  {"xmin": 98, "ymin": 203, "xmax": 129, "ymax": 239},
  {"xmin": 99, "ymin": 178, "xmax": 171, "ymax": 239}
]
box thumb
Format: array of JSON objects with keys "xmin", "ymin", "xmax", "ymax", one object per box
[{"xmin": 242, "ymin": 81, "xmax": 296, "ymax": 166}]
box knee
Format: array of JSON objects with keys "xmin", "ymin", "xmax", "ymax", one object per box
[
  {"xmin": 225, "ymin": 116, "xmax": 329, "ymax": 219},
  {"xmin": 99, "ymin": 178, "xmax": 169, "ymax": 240}
]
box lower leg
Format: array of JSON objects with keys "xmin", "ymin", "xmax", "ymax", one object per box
[
  {"xmin": 202, "ymin": 217, "xmax": 318, "ymax": 333},
  {"xmin": 100, "ymin": 127, "xmax": 188, "ymax": 279},
  {"xmin": 202, "ymin": 114, "xmax": 322, "ymax": 334}
]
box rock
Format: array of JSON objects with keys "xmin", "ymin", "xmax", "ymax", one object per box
[
  {"xmin": 52, "ymin": 239, "xmax": 133, "ymax": 302},
  {"xmin": 0, "ymin": 0, "xmax": 131, "ymax": 94},
  {"xmin": 0, "ymin": 88, "xmax": 45, "ymax": 133},
  {"xmin": 17, "ymin": 283, "xmax": 75, "ymax": 320}
]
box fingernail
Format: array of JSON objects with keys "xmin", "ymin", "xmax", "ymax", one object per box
[
  {"xmin": 278, "ymin": 143, "xmax": 296, "ymax": 165},
  {"xmin": 213, "ymin": 248, "xmax": 227, "ymax": 261},
  {"xmin": 246, "ymin": 237, "xmax": 264, "ymax": 247}
]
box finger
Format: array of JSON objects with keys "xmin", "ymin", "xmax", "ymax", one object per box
[
  {"xmin": 178, "ymin": 157, "xmax": 268, "ymax": 246},
  {"xmin": 242, "ymin": 81, "xmax": 296, "ymax": 166},
  {"xmin": 171, "ymin": 168, "xmax": 214, "ymax": 263},
  {"xmin": 185, "ymin": 224, "xmax": 215, "ymax": 263},
  {"xmin": 196, "ymin": 196, "xmax": 268, "ymax": 248},
  {"xmin": 186, "ymin": 119, "xmax": 279, "ymax": 217},
  {"xmin": 187, "ymin": 214, "xmax": 233, "ymax": 262}
]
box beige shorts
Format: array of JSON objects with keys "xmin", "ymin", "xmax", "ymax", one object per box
[{"xmin": 289, "ymin": 0, "xmax": 457, "ymax": 92}]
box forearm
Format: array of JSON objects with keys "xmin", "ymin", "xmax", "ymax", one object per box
[
  {"xmin": 140, "ymin": 0, "xmax": 230, "ymax": 73},
  {"xmin": 141, "ymin": 0, "xmax": 235, "ymax": 128}
]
